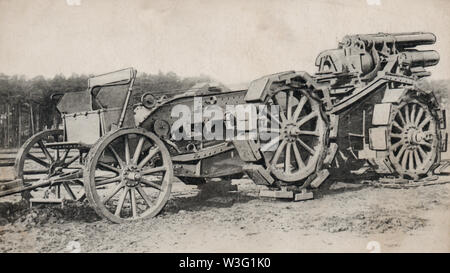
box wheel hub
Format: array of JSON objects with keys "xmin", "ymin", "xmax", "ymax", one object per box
[
  {"xmin": 48, "ymin": 160, "xmax": 65, "ymax": 176},
  {"xmin": 403, "ymin": 126, "xmax": 432, "ymax": 149},
  {"xmin": 283, "ymin": 122, "xmax": 301, "ymax": 142},
  {"xmin": 122, "ymin": 165, "xmax": 142, "ymax": 187}
]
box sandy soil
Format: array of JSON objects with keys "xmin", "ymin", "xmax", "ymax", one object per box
[{"xmin": 0, "ymin": 177, "xmax": 449, "ymax": 253}]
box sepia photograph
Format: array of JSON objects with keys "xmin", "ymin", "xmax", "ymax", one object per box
[{"xmin": 0, "ymin": 0, "xmax": 449, "ymax": 257}]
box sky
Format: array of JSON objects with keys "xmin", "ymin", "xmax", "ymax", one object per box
[{"xmin": 0, "ymin": 0, "xmax": 449, "ymax": 84}]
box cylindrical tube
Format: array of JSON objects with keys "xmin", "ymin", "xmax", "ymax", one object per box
[
  {"xmin": 345, "ymin": 32, "xmax": 436, "ymax": 48},
  {"xmin": 399, "ymin": 50, "xmax": 440, "ymax": 67},
  {"xmin": 390, "ymin": 32, "xmax": 436, "ymax": 47}
]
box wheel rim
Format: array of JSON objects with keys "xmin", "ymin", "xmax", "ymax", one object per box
[
  {"xmin": 388, "ymin": 100, "xmax": 438, "ymax": 178},
  {"xmin": 85, "ymin": 128, "xmax": 173, "ymax": 223},
  {"xmin": 260, "ymin": 89, "xmax": 326, "ymax": 182},
  {"xmin": 15, "ymin": 129, "xmax": 83, "ymax": 200}
]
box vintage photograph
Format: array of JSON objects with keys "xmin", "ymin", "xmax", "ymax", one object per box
[{"xmin": 0, "ymin": 0, "xmax": 449, "ymax": 254}]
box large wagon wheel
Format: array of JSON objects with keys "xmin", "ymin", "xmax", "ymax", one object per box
[
  {"xmin": 260, "ymin": 88, "xmax": 328, "ymax": 184},
  {"xmin": 84, "ymin": 128, "xmax": 173, "ymax": 223},
  {"xmin": 15, "ymin": 129, "xmax": 84, "ymax": 200},
  {"xmin": 387, "ymin": 98, "xmax": 439, "ymax": 179}
]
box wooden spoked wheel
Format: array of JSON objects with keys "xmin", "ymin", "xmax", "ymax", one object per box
[
  {"xmin": 84, "ymin": 128, "xmax": 173, "ymax": 223},
  {"xmin": 260, "ymin": 88, "xmax": 327, "ymax": 183},
  {"xmin": 15, "ymin": 129, "xmax": 84, "ymax": 200},
  {"xmin": 388, "ymin": 99, "xmax": 439, "ymax": 179}
]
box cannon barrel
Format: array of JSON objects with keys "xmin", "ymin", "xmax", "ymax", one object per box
[
  {"xmin": 344, "ymin": 32, "xmax": 436, "ymax": 48},
  {"xmin": 399, "ymin": 50, "xmax": 440, "ymax": 68}
]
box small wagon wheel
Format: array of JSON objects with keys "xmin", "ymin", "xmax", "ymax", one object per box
[
  {"xmin": 15, "ymin": 129, "xmax": 84, "ymax": 200},
  {"xmin": 83, "ymin": 128, "xmax": 173, "ymax": 223},
  {"xmin": 387, "ymin": 98, "xmax": 439, "ymax": 179},
  {"xmin": 259, "ymin": 88, "xmax": 328, "ymax": 183}
]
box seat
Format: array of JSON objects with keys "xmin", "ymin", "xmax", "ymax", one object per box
[{"xmin": 56, "ymin": 90, "xmax": 92, "ymax": 114}]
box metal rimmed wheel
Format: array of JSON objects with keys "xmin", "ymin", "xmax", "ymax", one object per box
[
  {"xmin": 259, "ymin": 88, "xmax": 328, "ymax": 183},
  {"xmin": 15, "ymin": 129, "xmax": 84, "ymax": 200},
  {"xmin": 388, "ymin": 99, "xmax": 439, "ymax": 179},
  {"xmin": 83, "ymin": 128, "xmax": 173, "ymax": 223}
]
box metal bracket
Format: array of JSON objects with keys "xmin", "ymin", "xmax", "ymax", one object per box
[
  {"xmin": 294, "ymin": 189, "xmax": 314, "ymax": 201},
  {"xmin": 232, "ymin": 140, "xmax": 262, "ymax": 162},
  {"xmin": 243, "ymin": 164, "xmax": 274, "ymax": 186},
  {"xmin": 172, "ymin": 143, "xmax": 235, "ymax": 162},
  {"xmin": 324, "ymin": 143, "xmax": 338, "ymax": 165},
  {"xmin": 260, "ymin": 187, "xmax": 293, "ymax": 199},
  {"xmin": 310, "ymin": 169, "xmax": 330, "ymax": 188}
]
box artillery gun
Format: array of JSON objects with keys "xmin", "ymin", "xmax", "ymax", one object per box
[
  {"xmin": 0, "ymin": 32, "xmax": 447, "ymax": 223},
  {"xmin": 135, "ymin": 32, "xmax": 446, "ymax": 188}
]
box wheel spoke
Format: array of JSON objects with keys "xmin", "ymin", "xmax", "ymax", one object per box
[
  {"xmin": 296, "ymin": 138, "xmax": 315, "ymax": 155},
  {"xmin": 396, "ymin": 145, "xmax": 407, "ymax": 160},
  {"xmin": 132, "ymin": 137, "xmax": 145, "ymax": 165},
  {"xmin": 299, "ymin": 130, "xmax": 320, "ymax": 136},
  {"xmin": 124, "ymin": 135, "xmax": 131, "ymax": 164},
  {"xmin": 98, "ymin": 162, "xmax": 120, "ymax": 173},
  {"xmin": 103, "ymin": 182, "xmax": 125, "ymax": 204},
  {"xmin": 296, "ymin": 112, "xmax": 317, "ymax": 127},
  {"xmin": 63, "ymin": 154, "xmax": 80, "ymax": 167},
  {"xmin": 413, "ymin": 150, "xmax": 422, "ymax": 167},
  {"xmin": 272, "ymin": 95, "xmax": 287, "ymax": 123},
  {"xmin": 108, "ymin": 146, "xmax": 125, "ymax": 169},
  {"xmin": 401, "ymin": 150, "xmax": 409, "ymax": 170},
  {"xmin": 410, "ymin": 104, "xmax": 416, "ymax": 126},
  {"xmin": 114, "ymin": 188, "xmax": 129, "ymax": 216},
  {"xmin": 397, "ymin": 111, "xmax": 406, "ymax": 126},
  {"xmin": 418, "ymin": 116, "xmax": 431, "ymax": 129},
  {"xmin": 261, "ymin": 136, "xmax": 280, "ymax": 152},
  {"xmin": 259, "ymin": 127, "xmax": 280, "ymax": 133},
  {"xmin": 61, "ymin": 149, "xmax": 70, "ymax": 162},
  {"xmin": 390, "ymin": 141, "xmax": 403, "ymax": 151},
  {"xmin": 286, "ymin": 91, "xmax": 293, "ymax": 120},
  {"xmin": 271, "ymin": 139, "xmax": 287, "ymax": 164},
  {"xmin": 130, "ymin": 188, "xmax": 137, "ymax": 218},
  {"xmin": 26, "ymin": 153, "xmax": 49, "ymax": 168},
  {"xmin": 140, "ymin": 177, "xmax": 162, "ymax": 190},
  {"xmin": 138, "ymin": 147, "xmax": 160, "ymax": 168},
  {"xmin": 404, "ymin": 104, "xmax": 410, "ymax": 124},
  {"xmin": 408, "ymin": 150, "xmax": 414, "ymax": 170},
  {"xmin": 392, "ymin": 121, "xmax": 403, "ymax": 131},
  {"xmin": 96, "ymin": 176, "xmax": 121, "ymax": 186},
  {"xmin": 292, "ymin": 96, "xmax": 307, "ymax": 122},
  {"xmin": 62, "ymin": 182, "xmax": 77, "ymax": 200},
  {"xmin": 292, "ymin": 142, "xmax": 306, "ymax": 169},
  {"xmin": 285, "ymin": 143, "xmax": 292, "ymax": 173},
  {"xmin": 418, "ymin": 141, "xmax": 432, "ymax": 148},
  {"xmin": 415, "ymin": 108, "xmax": 424, "ymax": 126},
  {"xmin": 136, "ymin": 186, "xmax": 154, "ymax": 207},
  {"xmin": 390, "ymin": 133, "xmax": 403, "ymax": 139},
  {"xmin": 141, "ymin": 166, "xmax": 167, "ymax": 175},
  {"xmin": 418, "ymin": 146, "xmax": 427, "ymax": 159},
  {"xmin": 38, "ymin": 140, "xmax": 54, "ymax": 162},
  {"xmin": 266, "ymin": 110, "xmax": 281, "ymax": 126}
]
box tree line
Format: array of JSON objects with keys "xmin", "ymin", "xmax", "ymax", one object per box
[
  {"xmin": 0, "ymin": 71, "xmax": 211, "ymax": 105},
  {"xmin": 0, "ymin": 71, "xmax": 212, "ymax": 121},
  {"xmin": 0, "ymin": 71, "xmax": 211, "ymax": 148}
]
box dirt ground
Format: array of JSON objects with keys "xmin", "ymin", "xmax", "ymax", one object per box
[{"xmin": 0, "ymin": 177, "xmax": 449, "ymax": 253}]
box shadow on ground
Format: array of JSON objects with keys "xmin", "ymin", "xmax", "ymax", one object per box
[
  {"xmin": 0, "ymin": 178, "xmax": 383, "ymax": 225},
  {"xmin": 162, "ymin": 180, "xmax": 259, "ymax": 214}
]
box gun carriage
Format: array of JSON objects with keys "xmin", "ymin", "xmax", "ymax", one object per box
[{"xmin": 0, "ymin": 32, "xmax": 447, "ymax": 223}]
